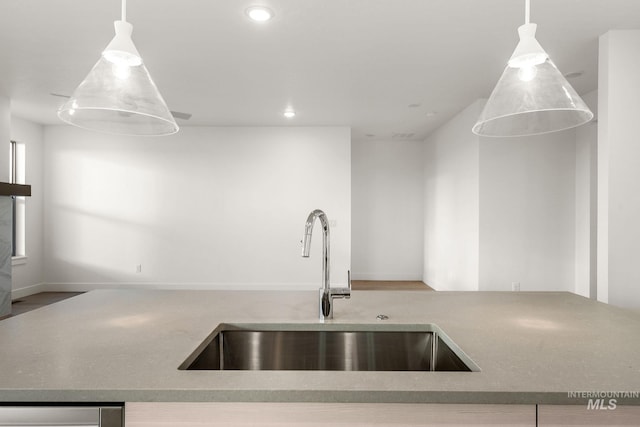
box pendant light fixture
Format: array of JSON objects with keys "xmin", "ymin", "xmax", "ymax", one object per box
[
  {"xmin": 58, "ymin": 0, "xmax": 178, "ymax": 136},
  {"xmin": 472, "ymin": 0, "xmax": 593, "ymax": 137}
]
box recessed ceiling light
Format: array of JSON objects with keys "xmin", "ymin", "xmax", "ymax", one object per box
[
  {"xmin": 284, "ymin": 109, "xmax": 296, "ymax": 118},
  {"xmin": 245, "ymin": 6, "xmax": 274, "ymax": 22},
  {"xmin": 365, "ymin": 133, "xmax": 376, "ymax": 138},
  {"xmin": 426, "ymin": 111, "xmax": 438, "ymax": 117},
  {"xmin": 408, "ymin": 103, "xmax": 421, "ymax": 108}
]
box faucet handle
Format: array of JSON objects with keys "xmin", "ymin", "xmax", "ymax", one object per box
[{"xmin": 330, "ymin": 270, "xmax": 351, "ymax": 299}]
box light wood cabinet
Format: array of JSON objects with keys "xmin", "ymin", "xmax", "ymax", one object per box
[
  {"xmin": 538, "ymin": 404, "xmax": 640, "ymax": 426},
  {"xmin": 126, "ymin": 402, "xmax": 535, "ymax": 426}
]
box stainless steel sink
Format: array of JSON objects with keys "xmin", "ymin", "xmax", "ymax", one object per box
[{"xmin": 179, "ymin": 324, "xmax": 479, "ymax": 372}]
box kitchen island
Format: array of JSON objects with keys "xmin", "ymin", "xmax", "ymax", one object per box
[{"xmin": 0, "ymin": 290, "xmax": 639, "ymax": 424}]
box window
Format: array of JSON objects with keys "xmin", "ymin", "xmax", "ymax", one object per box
[{"xmin": 9, "ymin": 140, "xmax": 26, "ymax": 258}]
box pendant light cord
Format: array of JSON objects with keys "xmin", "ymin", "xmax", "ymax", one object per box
[
  {"xmin": 122, "ymin": 0, "xmax": 127, "ymax": 22},
  {"xmin": 525, "ymin": 0, "xmax": 530, "ymax": 24}
]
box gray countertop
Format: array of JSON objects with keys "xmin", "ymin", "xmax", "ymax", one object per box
[{"xmin": 0, "ymin": 289, "xmax": 639, "ymax": 404}]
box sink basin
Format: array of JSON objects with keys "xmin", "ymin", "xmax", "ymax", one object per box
[{"xmin": 179, "ymin": 324, "xmax": 479, "ymax": 372}]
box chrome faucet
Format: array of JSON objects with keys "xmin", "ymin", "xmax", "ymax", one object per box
[{"xmin": 302, "ymin": 209, "xmax": 351, "ymax": 321}]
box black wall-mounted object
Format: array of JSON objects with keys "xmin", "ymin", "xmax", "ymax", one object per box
[{"xmin": 0, "ymin": 182, "xmax": 31, "ymax": 197}]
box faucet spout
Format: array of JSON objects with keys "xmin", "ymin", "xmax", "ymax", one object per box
[
  {"xmin": 301, "ymin": 233, "xmax": 313, "ymax": 258},
  {"xmin": 301, "ymin": 209, "xmax": 330, "ymax": 291},
  {"xmin": 301, "ymin": 209, "xmax": 351, "ymax": 321},
  {"xmin": 301, "ymin": 211, "xmax": 320, "ymax": 258}
]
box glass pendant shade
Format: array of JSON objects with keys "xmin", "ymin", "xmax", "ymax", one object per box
[
  {"xmin": 58, "ymin": 21, "xmax": 178, "ymax": 136},
  {"xmin": 473, "ymin": 23, "xmax": 593, "ymax": 137}
]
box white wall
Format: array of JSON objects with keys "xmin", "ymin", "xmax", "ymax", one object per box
[
  {"xmin": 10, "ymin": 117, "xmax": 45, "ymax": 294},
  {"xmin": 0, "ymin": 95, "xmax": 9, "ymax": 315},
  {"xmin": 479, "ymin": 130, "xmax": 577, "ymax": 292},
  {"xmin": 423, "ymin": 101, "xmax": 481, "ymax": 291},
  {"xmin": 574, "ymin": 90, "xmax": 598, "ymax": 299},
  {"xmin": 43, "ymin": 126, "xmax": 351, "ymax": 290},
  {"xmin": 598, "ymin": 30, "xmax": 640, "ymax": 310},
  {"xmin": 351, "ymin": 139, "xmax": 423, "ymax": 281},
  {"xmin": 0, "ymin": 96, "xmax": 9, "ymax": 181},
  {"xmin": 598, "ymin": 33, "xmax": 611, "ymax": 305},
  {"xmin": 423, "ymin": 98, "xmax": 581, "ymax": 293}
]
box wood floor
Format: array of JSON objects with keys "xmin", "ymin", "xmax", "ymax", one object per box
[{"xmin": 8, "ymin": 292, "xmax": 84, "ymax": 318}]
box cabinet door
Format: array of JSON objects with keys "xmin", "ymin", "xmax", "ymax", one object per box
[
  {"xmin": 539, "ymin": 405, "xmax": 640, "ymax": 426},
  {"xmin": 126, "ymin": 402, "xmax": 535, "ymax": 426}
]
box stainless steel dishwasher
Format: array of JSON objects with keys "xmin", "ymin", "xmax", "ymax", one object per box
[{"xmin": 0, "ymin": 405, "xmax": 123, "ymax": 427}]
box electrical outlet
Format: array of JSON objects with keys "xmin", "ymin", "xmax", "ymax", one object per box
[
  {"xmin": 136, "ymin": 264, "xmax": 142, "ymax": 273},
  {"xmin": 329, "ymin": 220, "xmax": 337, "ymax": 228},
  {"xmin": 511, "ymin": 282, "xmax": 521, "ymax": 292}
]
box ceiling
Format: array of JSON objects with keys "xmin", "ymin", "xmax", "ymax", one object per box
[{"xmin": 2, "ymin": 0, "xmax": 640, "ymax": 141}]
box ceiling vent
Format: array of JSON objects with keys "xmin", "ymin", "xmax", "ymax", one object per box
[{"xmin": 392, "ymin": 132, "xmax": 415, "ymax": 139}]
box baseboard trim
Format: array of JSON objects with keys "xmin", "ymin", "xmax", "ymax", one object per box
[
  {"xmin": 39, "ymin": 282, "xmax": 323, "ymax": 293},
  {"xmin": 350, "ymin": 273, "xmax": 424, "ymax": 281},
  {"xmin": 12, "ymin": 283, "xmax": 48, "ymax": 300}
]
